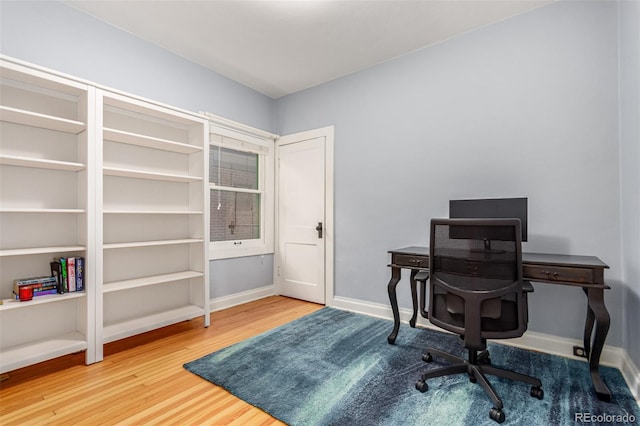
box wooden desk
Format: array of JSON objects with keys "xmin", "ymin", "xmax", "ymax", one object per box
[{"xmin": 386, "ymin": 246, "xmax": 611, "ymax": 401}]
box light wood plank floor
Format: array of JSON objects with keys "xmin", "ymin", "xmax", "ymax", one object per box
[{"xmin": 0, "ymin": 296, "xmax": 323, "ymax": 425}]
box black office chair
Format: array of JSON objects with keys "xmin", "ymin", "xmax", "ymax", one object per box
[{"xmin": 415, "ymin": 218, "xmax": 543, "ymax": 424}]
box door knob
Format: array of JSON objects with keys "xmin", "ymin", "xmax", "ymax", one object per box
[{"xmin": 315, "ymin": 222, "xmax": 323, "ymax": 239}]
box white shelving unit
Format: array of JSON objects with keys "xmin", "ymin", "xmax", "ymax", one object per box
[
  {"xmin": 0, "ymin": 56, "xmax": 210, "ymax": 372},
  {"xmin": 0, "ymin": 58, "xmax": 96, "ymax": 373},
  {"xmin": 97, "ymin": 89, "xmax": 209, "ymax": 355}
]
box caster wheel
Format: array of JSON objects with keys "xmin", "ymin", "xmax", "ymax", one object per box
[
  {"xmin": 530, "ymin": 386, "xmax": 544, "ymax": 400},
  {"xmin": 469, "ymin": 374, "xmax": 477, "ymax": 383},
  {"xmin": 415, "ymin": 380, "xmax": 428, "ymax": 393},
  {"xmin": 478, "ymin": 352, "xmax": 491, "ymax": 365},
  {"xmin": 422, "ymin": 353, "xmax": 433, "ymax": 363},
  {"xmin": 489, "ymin": 407, "xmax": 505, "ymax": 423}
]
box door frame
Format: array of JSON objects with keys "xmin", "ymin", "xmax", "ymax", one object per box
[{"xmin": 274, "ymin": 125, "xmax": 334, "ymax": 306}]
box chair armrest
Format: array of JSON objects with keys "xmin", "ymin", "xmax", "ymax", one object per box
[
  {"xmin": 415, "ymin": 271, "xmax": 429, "ymax": 281},
  {"xmin": 522, "ymin": 280, "xmax": 534, "ymax": 293}
]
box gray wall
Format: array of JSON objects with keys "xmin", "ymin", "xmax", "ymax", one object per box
[
  {"xmin": 275, "ymin": 1, "xmax": 626, "ymax": 347},
  {"xmin": 210, "ymin": 255, "xmax": 274, "ymax": 298},
  {"xmin": 620, "ymin": 0, "xmax": 640, "ymax": 368},
  {"xmin": 0, "ymin": 0, "xmax": 276, "ymax": 300}
]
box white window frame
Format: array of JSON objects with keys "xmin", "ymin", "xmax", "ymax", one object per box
[{"xmin": 205, "ymin": 114, "xmax": 276, "ymax": 260}]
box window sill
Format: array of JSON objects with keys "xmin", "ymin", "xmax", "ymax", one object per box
[{"xmin": 209, "ymin": 245, "xmax": 274, "ymax": 260}]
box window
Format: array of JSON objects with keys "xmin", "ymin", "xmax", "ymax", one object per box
[
  {"xmin": 208, "ymin": 122, "xmax": 275, "ymax": 259},
  {"xmin": 210, "ymin": 147, "xmax": 260, "ymax": 242}
]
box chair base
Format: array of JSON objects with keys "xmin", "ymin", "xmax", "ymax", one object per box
[{"xmin": 416, "ymin": 347, "xmax": 543, "ymax": 424}]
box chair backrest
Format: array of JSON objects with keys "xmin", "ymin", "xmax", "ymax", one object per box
[{"xmin": 428, "ymin": 218, "xmax": 527, "ymax": 350}]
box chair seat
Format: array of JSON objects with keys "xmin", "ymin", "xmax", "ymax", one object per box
[{"xmin": 431, "ymin": 294, "xmax": 519, "ymax": 334}]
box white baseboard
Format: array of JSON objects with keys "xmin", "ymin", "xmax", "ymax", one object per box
[
  {"xmin": 621, "ymin": 350, "xmax": 640, "ymax": 402},
  {"xmin": 331, "ymin": 295, "xmax": 640, "ymax": 402},
  {"xmin": 209, "ymin": 285, "xmax": 276, "ymax": 312}
]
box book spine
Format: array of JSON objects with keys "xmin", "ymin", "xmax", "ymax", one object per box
[
  {"xmin": 67, "ymin": 257, "xmax": 76, "ymax": 292},
  {"xmin": 13, "ymin": 278, "xmax": 40, "ymax": 286},
  {"xmin": 51, "ymin": 261, "xmax": 63, "ymax": 293},
  {"xmin": 34, "ymin": 284, "xmax": 58, "ymax": 291},
  {"xmin": 13, "ymin": 276, "xmax": 56, "ymax": 286},
  {"xmin": 35, "ymin": 288, "xmax": 59, "ymax": 297},
  {"xmin": 75, "ymin": 257, "xmax": 84, "ymax": 292},
  {"xmin": 59, "ymin": 258, "xmax": 68, "ymax": 293},
  {"xmin": 14, "ymin": 277, "xmax": 57, "ymax": 287}
]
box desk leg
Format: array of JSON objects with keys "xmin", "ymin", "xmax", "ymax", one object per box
[
  {"xmin": 387, "ymin": 267, "xmax": 402, "ymax": 344},
  {"xmin": 409, "ymin": 269, "xmax": 419, "ymax": 328},
  {"xmin": 582, "ymin": 287, "xmax": 612, "ymax": 402},
  {"xmin": 419, "ymin": 275, "xmax": 429, "ymax": 318}
]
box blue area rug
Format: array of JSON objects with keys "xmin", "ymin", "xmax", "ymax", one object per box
[{"xmin": 184, "ymin": 308, "xmax": 639, "ymax": 425}]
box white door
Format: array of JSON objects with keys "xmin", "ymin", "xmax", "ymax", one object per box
[{"xmin": 277, "ymin": 132, "xmax": 329, "ymax": 304}]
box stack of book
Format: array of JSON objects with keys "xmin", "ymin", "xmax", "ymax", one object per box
[
  {"xmin": 13, "ymin": 276, "xmax": 58, "ymax": 299},
  {"xmin": 51, "ymin": 257, "xmax": 85, "ymax": 293},
  {"xmin": 12, "ymin": 257, "xmax": 85, "ymax": 301}
]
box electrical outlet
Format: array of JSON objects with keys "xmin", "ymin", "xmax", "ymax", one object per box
[{"xmin": 573, "ymin": 346, "xmax": 587, "ymax": 358}]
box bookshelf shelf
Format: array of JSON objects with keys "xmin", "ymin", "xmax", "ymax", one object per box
[
  {"xmin": 0, "ymin": 208, "xmax": 85, "ymax": 213},
  {"xmin": 103, "ymin": 166, "xmax": 202, "ymax": 183},
  {"xmin": 104, "ymin": 128, "xmax": 202, "ymax": 154},
  {"xmin": 0, "ymin": 332, "xmax": 87, "ymax": 374},
  {"xmin": 103, "ymin": 239, "xmax": 203, "ymax": 250},
  {"xmin": 103, "ymin": 271, "xmax": 204, "ymax": 293},
  {"xmin": 0, "ymin": 105, "xmax": 85, "ymax": 134},
  {"xmin": 103, "ymin": 92, "xmax": 202, "ymax": 126},
  {"xmin": 0, "ymin": 292, "xmax": 85, "ymax": 311},
  {"xmin": 0, "ymin": 245, "xmax": 86, "ymax": 257},
  {"xmin": 0, "ymin": 154, "xmax": 85, "ymax": 171},
  {"xmin": 103, "ymin": 305, "xmax": 205, "ymax": 344},
  {"xmin": 103, "ymin": 209, "xmax": 203, "ymax": 215}
]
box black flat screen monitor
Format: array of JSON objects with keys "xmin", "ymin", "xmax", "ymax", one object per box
[{"xmin": 449, "ymin": 197, "xmax": 528, "ymax": 242}]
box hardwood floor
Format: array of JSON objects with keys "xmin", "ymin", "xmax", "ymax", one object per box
[{"xmin": 0, "ymin": 296, "xmax": 323, "ymax": 425}]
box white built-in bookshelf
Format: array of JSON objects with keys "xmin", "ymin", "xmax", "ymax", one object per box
[
  {"xmin": 97, "ymin": 89, "xmax": 209, "ymax": 355},
  {"xmin": 0, "ymin": 59, "xmax": 95, "ymax": 373},
  {"xmin": 0, "ymin": 56, "xmax": 209, "ymax": 372}
]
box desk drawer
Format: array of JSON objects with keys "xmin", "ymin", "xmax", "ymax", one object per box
[
  {"xmin": 523, "ymin": 265, "xmax": 593, "ymax": 284},
  {"xmin": 395, "ymin": 254, "xmax": 428, "ymax": 268}
]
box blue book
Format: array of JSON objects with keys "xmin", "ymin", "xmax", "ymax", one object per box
[{"xmin": 75, "ymin": 257, "xmax": 84, "ymax": 292}]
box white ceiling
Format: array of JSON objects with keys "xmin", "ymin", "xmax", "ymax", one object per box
[{"xmin": 65, "ymin": 0, "xmax": 553, "ymax": 99}]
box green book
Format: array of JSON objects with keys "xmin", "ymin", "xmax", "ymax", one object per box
[{"xmin": 58, "ymin": 257, "xmax": 68, "ymax": 293}]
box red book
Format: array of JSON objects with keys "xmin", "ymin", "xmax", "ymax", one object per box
[{"xmin": 67, "ymin": 257, "xmax": 76, "ymax": 292}]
